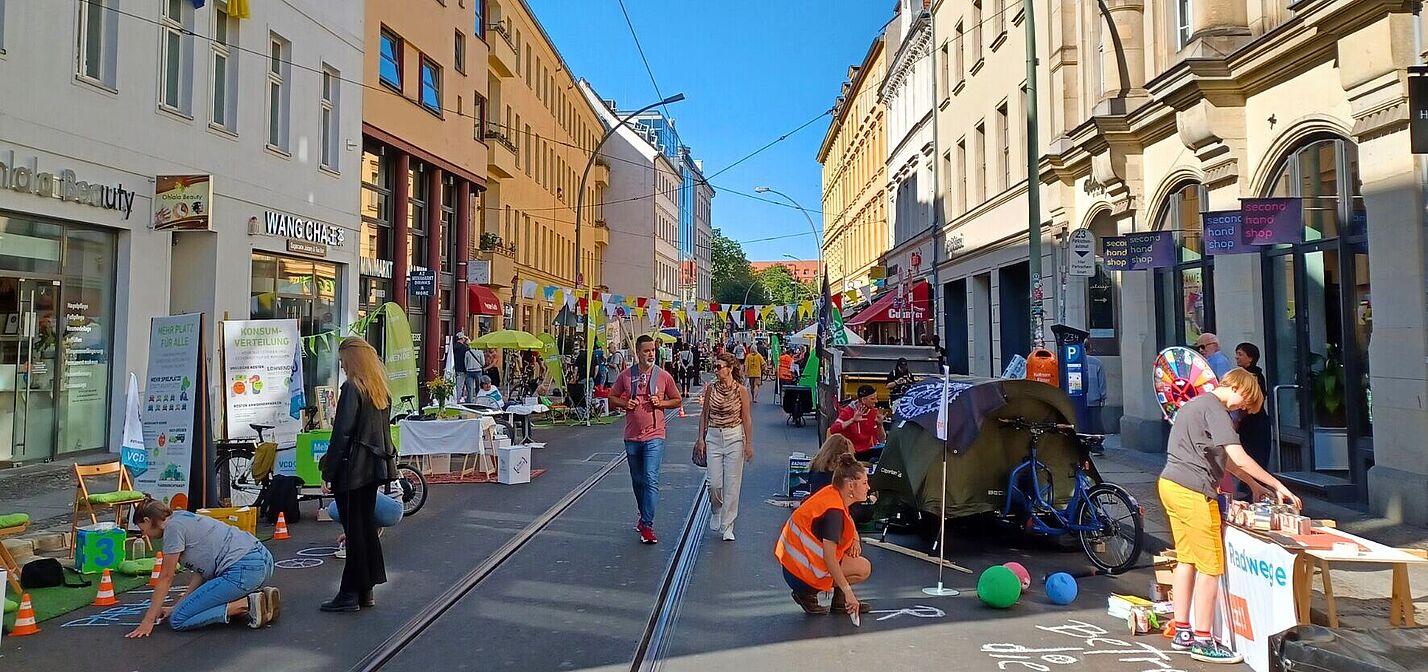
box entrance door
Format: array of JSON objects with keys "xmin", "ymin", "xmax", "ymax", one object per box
[{"xmin": 1, "ymin": 278, "xmax": 60, "ymax": 463}]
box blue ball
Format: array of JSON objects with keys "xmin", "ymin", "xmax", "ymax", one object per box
[{"xmin": 1045, "ymin": 572, "xmax": 1078, "ymax": 605}]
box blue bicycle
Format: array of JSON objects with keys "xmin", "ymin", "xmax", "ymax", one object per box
[{"xmin": 997, "ymin": 417, "xmax": 1144, "ymax": 574}]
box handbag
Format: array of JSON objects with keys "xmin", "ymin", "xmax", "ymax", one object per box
[{"xmin": 21, "ymin": 558, "xmax": 91, "ymax": 589}]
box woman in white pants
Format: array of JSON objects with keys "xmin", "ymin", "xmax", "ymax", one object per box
[{"xmin": 694, "ymin": 351, "xmax": 753, "ymax": 541}]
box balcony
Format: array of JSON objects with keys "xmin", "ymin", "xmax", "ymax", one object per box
[
  {"xmin": 475, "ymin": 233, "xmax": 517, "ymax": 288},
  {"xmin": 591, "ymin": 160, "xmax": 610, "ymax": 188},
  {"xmin": 488, "ymin": 20, "xmax": 517, "ymax": 78},
  {"xmin": 592, "ymin": 219, "xmax": 609, "ymax": 246},
  {"xmin": 485, "ymin": 128, "xmax": 517, "ymax": 179}
]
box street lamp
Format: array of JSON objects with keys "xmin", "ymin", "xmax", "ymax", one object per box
[{"xmin": 754, "ymin": 186, "xmax": 821, "ymax": 284}]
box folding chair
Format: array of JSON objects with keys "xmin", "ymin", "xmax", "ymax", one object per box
[
  {"xmin": 70, "ymin": 462, "xmax": 145, "ymax": 558},
  {"xmin": 0, "ymin": 512, "xmax": 30, "ymax": 596}
]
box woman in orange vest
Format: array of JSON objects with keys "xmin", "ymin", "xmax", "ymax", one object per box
[{"xmin": 774, "ymin": 454, "xmax": 873, "ymax": 615}]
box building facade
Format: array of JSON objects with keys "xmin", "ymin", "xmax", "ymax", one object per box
[
  {"xmin": 690, "ymin": 157, "xmax": 714, "ymax": 304},
  {"xmin": 0, "ymin": 0, "xmax": 363, "ymax": 463},
  {"xmin": 817, "ymin": 37, "xmax": 887, "ymax": 294},
  {"xmin": 480, "ymin": 0, "xmax": 606, "ymax": 334},
  {"xmin": 750, "ymin": 260, "xmax": 820, "ymax": 285},
  {"xmin": 629, "ymin": 111, "xmax": 714, "ymax": 305}
]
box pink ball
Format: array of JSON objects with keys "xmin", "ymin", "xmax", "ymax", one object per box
[{"xmin": 1003, "ymin": 561, "xmax": 1031, "ymax": 590}]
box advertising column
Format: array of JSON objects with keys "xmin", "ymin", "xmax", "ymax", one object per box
[{"xmin": 222, "ymin": 320, "xmax": 303, "ymax": 473}]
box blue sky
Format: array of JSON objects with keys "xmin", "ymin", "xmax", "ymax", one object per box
[{"xmin": 527, "ymin": 0, "xmax": 891, "ymax": 262}]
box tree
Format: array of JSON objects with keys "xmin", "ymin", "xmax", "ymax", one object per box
[
  {"xmin": 711, "ymin": 228, "xmax": 767, "ymax": 304},
  {"xmin": 754, "ymin": 265, "xmax": 802, "ymax": 306}
]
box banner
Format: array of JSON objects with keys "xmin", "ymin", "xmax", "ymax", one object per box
[
  {"xmin": 1224, "ymin": 526, "xmax": 1299, "ymax": 672},
  {"xmin": 1240, "ymin": 198, "xmax": 1303, "ymax": 246},
  {"xmin": 382, "ymin": 302, "xmax": 419, "ymax": 416},
  {"xmin": 1102, "ymin": 232, "xmax": 1174, "ymax": 271},
  {"xmin": 137, "ymin": 314, "xmax": 203, "ymax": 509},
  {"xmin": 1203, "ymin": 211, "xmax": 1253, "ymax": 255},
  {"xmin": 222, "ymin": 319, "xmax": 303, "ymax": 475}
]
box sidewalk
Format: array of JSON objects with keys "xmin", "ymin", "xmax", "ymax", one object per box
[
  {"xmin": 1098, "ymin": 434, "xmax": 1428, "ymax": 628},
  {"xmin": 0, "ymin": 453, "xmax": 117, "ymax": 562}
]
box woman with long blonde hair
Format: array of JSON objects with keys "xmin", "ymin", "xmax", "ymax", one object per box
[{"xmin": 320, "ymin": 337, "xmax": 394, "ymax": 612}]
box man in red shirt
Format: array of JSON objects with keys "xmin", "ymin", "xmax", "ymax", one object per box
[
  {"xmin": 610, "ymin": 334, "xmax": 683, "ymax": 544},
  {"xmin": 830, "ymin": 385, "xmax": 885, "ymax": 459}
]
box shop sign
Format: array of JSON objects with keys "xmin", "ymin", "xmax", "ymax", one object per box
[
  {"xmin": 1239, "ymin": 198, "xmax": 1303, "ymax": 246},
  {"xmin": 943, "ymin": 234, "xmax": 965, "ymax": 257},
  {"xmin": 361, "ymin": 257, "xmax": 394, "ymax": 279},
  {"xmin": 153, "ymin": 174, "xmax": 212, "ymax": 231},
  {"xmin": 1068, "ymin": 229, "xmax": 1096, "ymax": 276},
  {"xmin": 259, "ymin": 211, "xmax": 346, "ymax": 247},
  {"xmin": 1410, "ymin": 65, "xmax": 1428, "ymax": 154},
  {"xmin": 1101, "ymin": 232, "xmax": 1173, "ymax": 271},
  {"xmin": 408, "ymin": 270, "xmax": 435, "ymax": 297},
  {"xmin": 467, "ymin": 259, "xmax": 491, "ymax": 284},
  {"xmin": 1203, "ymin": 210, "xmax": 1252, "ymax": 255},
  {"xmin": 287, "ymin": 239, "xmax": 328, "ymax": 257},
  {"xmin": 0, "ymin": 150, "xmax": 136, "ymax": 219}
]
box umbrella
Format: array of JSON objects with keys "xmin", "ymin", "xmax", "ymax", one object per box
[
  {"xmin": 891, "ymin": 377, "xmax": 1008, "ymax": 456},
  {"xmin": 791, "ymin": 322, "xmax": 866, "ymax": 345},
  {"xmin": 472, "ymin": 329, "xmax": 544, "ymax": 350},
  {"xmin": 654, "ymin": 332, "xmax": 677, "ymax": 344},
  {"xmin": 660, "ymin": 327, "xmax": 682, "ymax": 337}
]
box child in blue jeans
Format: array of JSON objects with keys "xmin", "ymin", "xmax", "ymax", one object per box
[{"xmin": 125, "ymin": 497, "xmax": 280, "ymax": 638}]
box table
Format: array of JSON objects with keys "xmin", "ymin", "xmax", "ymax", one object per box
[
  {"xmin": 468, "ymin": 404, "xmax": 548, "ymax": 444},
  {"xmin": 399, "ymin": 417, "xmax": 497, "ymax": 478}
]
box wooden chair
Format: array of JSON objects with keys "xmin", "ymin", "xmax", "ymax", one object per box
[
  {"xmin": 70, "ymin": 462, "xmax": 145, "ymax": 558},
  {"xmin": 0, "ymin": 513, "xmax": 30, "ymax": 596}
]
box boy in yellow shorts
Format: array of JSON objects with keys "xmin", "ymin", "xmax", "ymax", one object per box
[{"xmin": 1158, "ymin": 368, "xmax": 1301, "ymax": 664}]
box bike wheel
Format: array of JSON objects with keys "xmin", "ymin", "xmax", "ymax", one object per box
[
  {"xmin": 394, "ymin": 463, "xmax": 427, "ymax": 515},
  {"xmin": 1075, "ymin": 483, "xmax": 1143, "ymax": 574},
  {"xmin": 221, "ymin": 453, "xmax": 263, "ymax": 507}
]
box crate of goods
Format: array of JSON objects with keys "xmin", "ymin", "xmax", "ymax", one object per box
[
  {"xmin": 787, "ymin": 453, "xmax": 812, "ymax": 498},
  {"xmin": 197, "ymin": 506, "xmax": 258, "ymax": 535}
]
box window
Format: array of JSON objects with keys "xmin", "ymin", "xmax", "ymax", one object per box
[
  {"xmin": 997, "ymin": 103, "xmax": 1009, "ymax": 190},
  {"xmin": 1176, "ymin": 0, "xmax": 1193, "ymax": 48},
  {"xmin": 938, "ymin": 44, "xmax": 950, "ymax": 98},
  {"xmin": 159, "ymin": 0, "xmax": 192, "ymax": 113},
  {"xmin": 379, "ymin": 29, "xmax": 402, "ymax": 90},
  {"xmin": 267, "ymin": 35, "xmax": 291, "ymax": 151},
  {"xmin": 0, "ymin": 0, "xmax": 6, "ymax": 53},
  {"xmin": 993, "ymin": 0, "xmax": 1006, "ymax": 38},
  {"xmin": 419, "ymin": 58, "xmax": 442, "ymax": 114},
  {"xmin": 473, "ymin": 92, "xmax": 487, "ymax": 140},
  {"xmin": 524, "ymin": 124, "xmax": 532, "ymax": 175},
  {"xmin": 454, "ymin": 30, "xmax": 466, "ymax": 74},
  {"xmin": 974, "ymin": 123, "xmax": 986, "ymax": 202},
  {"xmin": 210, "ymin": 5, "xmax": 238, "ymax": 131},
  {"xmin": 1152, "ymin": 182, "xmax": 1212, "ymax": 349},
  {"xmin": 320, "ymin": 66, "xmax": 340, "ymax": 170},
  {"xmin": 77, "ymin": 0, "xmax": 117, "ymax": 87},
  {"xmin": 971, "ymin": 1, "xmax": 983, "ymax": 63},
  {"xmin": 474, "ymin": 0, "xmax": 485, "ymax": 38},
  {"xmin": 954, "ymin": 22, "xmax": 965, "ymax": 86}
]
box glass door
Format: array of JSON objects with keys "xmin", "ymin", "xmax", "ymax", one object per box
[{"xmin": 10, "ymin": 279, "xmax": 60, "ymax": 463}]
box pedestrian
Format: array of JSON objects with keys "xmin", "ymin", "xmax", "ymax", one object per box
[
  {"xmin": 744, "ymin": 345, "xmax": 766, "ymax": 403},
  {"xmin": 1234, "ymin": 342, "xmax": 1272, "ymax": 492},
  {"xmin": 1194, "ymin": 333, "xmax": 1234, "ymax": 379},
  {"xmin": 695, "ymin": 352, "xmax": 753, "ymax": 541},
  {"xmin": 609, "ymin": 334, "xmax": 683, "ymax": 544},
  {"xmin": 691, "ymin": 343, "xmax": 705, "ymax": 390},
  {"xmin": 774, "ymin": 453, "xmax": 873, "ymax": 616},
  {"xmin": 678, "ymin": 343, "xmax": 695, "ymax": 396},
  {"xmin": 805, "ymin": 433, "xmax": 855, "ymax": 495},
  {"xmin": 777, "ymin": 349, "xmax": 794, "ymax": 397},
  {"xmin": 320, "ymin": 337, "xmax": 397, "ymax": 612},
  {"xmin": 125, "ymin": 497, "xmax": 279, "ymax": 636},
  {"xmin": 453, "ymin": 332, "xmax": 473, "ymax": 402},
  {"xmin": 484, "ymin": 347, "xmax": 502, "ymax": 391},
  {"xmin": 474, "ymin": 375, "xmax": 503, "ymax": 408},
  {"xmin": 829, "ymin": 385, "xmax": 885, "ymax": 460},
  {"xmin": 1085, "ymin": 343, "xmax": 1108, "ymax": 448},
  {"xmin": 593, "ymin": 344, "xmax": 608, "ymax": 388},
  {"xmin": 1159, "ymin": 368, "xmax": 1299, "ymax": 664},
  {"xmin": 464, "ymin": 337, "xmax": 485, "ymax": 403}
]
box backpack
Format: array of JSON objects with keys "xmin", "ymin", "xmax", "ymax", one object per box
[
  {"xmin": 256, "ymin": 474, "xmax": 302, "ymax": 524},
  {"xmin": 21, "ymin": 558, "xmax": 90, "ymax": 589}
]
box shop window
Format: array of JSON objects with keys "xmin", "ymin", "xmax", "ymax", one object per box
[
  {"xmin": 59, "ymin": 228, "xmax": 116, "ymax": 454},
  {"xmin": 250, "ymin": 254, "xmax": 342, "ymax": 404},
  {"xmin": 1152, "ymin": 182, "xmax": 1213, "ymax": 349}
]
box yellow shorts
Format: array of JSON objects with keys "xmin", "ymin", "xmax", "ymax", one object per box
[{"xmin": 1157, "ymin": 478, "xmax": 1225, "ymax": 576}]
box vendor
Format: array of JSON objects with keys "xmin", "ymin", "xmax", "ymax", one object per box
[
  {"xmin": 775, "ymin": 454, "xmax": 873, "ymax": 615},
  {"xmin": 829, "ymin": 385, "xmax": 885, "ymax": 460},
  {"xmin": 126, "ymin": 497, "xmax": 279, "ymax": 637},
  {"xmin": 1159, "ymin": 368, "xmax": 1300, "ymax": 665}
]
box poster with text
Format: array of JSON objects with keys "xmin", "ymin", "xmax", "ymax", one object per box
[
  {"xmin": 223, "ymin": 320, "xmax": 302, "ymax": 475},
  {"xmin": 137, "ymin": 314, "xmax": 203, "ymax": 508},
  {"xmin": 1224, "ymin": 526, "xmax": 1300, "ymax": 672}
]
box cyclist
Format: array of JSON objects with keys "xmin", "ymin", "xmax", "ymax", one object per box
[{"xmin": 1159, "ymin": 367, "xmax": 1300, "ymax": 664}]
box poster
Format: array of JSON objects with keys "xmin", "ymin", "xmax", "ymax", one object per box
[
  {"xmin": 137, "ymin": 314, "xmax": 202, "ymax": 508},
  {"xmin": 382, "ymin": 302, "xmax": 419, "ymax": 416},
  {"xmin": 222, "ymin": 320, "xmax": 302, "ymax": 475},
  {"xmin": 1223, "ymin": 526, "xmax": 1300, "ymax": 672},
  {"xmin": 152, "ymin": 174, "xmax": 212, "ymax": 231}
]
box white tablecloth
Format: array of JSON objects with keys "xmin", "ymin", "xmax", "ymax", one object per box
[{"xmin": 398, "ymin": 418, "xmax": 485, "ymax": 455}]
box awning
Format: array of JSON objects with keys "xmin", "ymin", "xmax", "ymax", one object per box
[
  {"xmin": 845, "ymin": 280, "xmax": 930, "ymax": 327},
  {"xmin": 467, "ymin": 285, "xmax": 503, "ymax": 316}
]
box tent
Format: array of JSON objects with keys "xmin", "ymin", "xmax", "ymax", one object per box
[
  {"xmin": 791, "ymin": 322, "xmax": 865, "ymax": 345},
  {"xmin": 870, "ymin": 377, "xmax": 1086, "ymax": 520}
]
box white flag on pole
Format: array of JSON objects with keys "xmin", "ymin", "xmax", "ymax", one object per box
[{"xmin": 935, "ymin": 366, "xmax": 950, "ymax": 440}]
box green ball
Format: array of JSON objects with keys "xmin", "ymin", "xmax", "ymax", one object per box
[{"xmin": 977, "ymin": 565, "xmax": 1023, "ymax": 609}]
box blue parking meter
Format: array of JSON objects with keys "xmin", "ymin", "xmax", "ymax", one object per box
[{"xmin": 1052, "ymin": 325, "xmax": 1090, "ymax": 431}]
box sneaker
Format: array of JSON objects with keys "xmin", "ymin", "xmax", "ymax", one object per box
[
  {"xmin": 335, "ymin": 543, "xmax": 347, "ymax": 560},
  {"xmin": 1190, "ymin": 640, "xmax": 1244, "ymax": 664},
  {"xmin": 722, "ymin": 528, "xmax": 736, "ymax": 542},
  {"xmin": 246, "ymin": 591, "xmax": 268, "ymax": 629},
  {"xmin": 1170, "ymin": 629, "xmax": 1194, "ymax": 651},
  {"xmin": 262, "ymin": 586, "xmax": 281, "ymax": 625},
  {"xmin": 638, "ymin": 522, "xmax": 658, "ymax": 544}
]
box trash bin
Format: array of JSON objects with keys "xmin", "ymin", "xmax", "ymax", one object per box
[{"xmin": 1026, "ymin": 348, "xmax": 1059, "ymax": 387}]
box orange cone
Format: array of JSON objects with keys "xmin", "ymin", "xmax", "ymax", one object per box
[
  {"xmin": 273, "ymin": 512, "xmax": 290, "ymax": 540},
  {"xmin": 93, "ymin": 568, "xmax": 118, "ymax": 606},
  {"xmin": 10, "ymin": 593, "xmax": 39, "ymax": 636},
  {"xmin": 149, "ymin": 551, "xmax": 164, "ymax": 587}
]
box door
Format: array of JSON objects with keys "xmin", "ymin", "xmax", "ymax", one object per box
[{"xmin": 7, "ymin": 279, "xmax": 60, "ymax": 463}]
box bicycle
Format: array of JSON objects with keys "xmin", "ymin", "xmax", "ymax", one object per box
[
  {"xmin": 996, "ymin": 417, "xmax": 1144, "ymax": 574},
  {"xmin": 215, "ymin": 421, "xmax": 290, "ymax": 508},
  {"xmin": 385, "ymin": 395, "xmax": 430, "ymax": 516}
]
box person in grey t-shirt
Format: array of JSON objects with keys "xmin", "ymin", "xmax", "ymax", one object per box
[{"xmin": 126, "ymin": 498, "xmax": 279, "ymax": 637}]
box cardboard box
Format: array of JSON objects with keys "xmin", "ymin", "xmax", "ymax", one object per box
[
  {"xmin": 75, "ymin": 524, "xmax": 127, "ymax": 574},
  {"xmin": 498, "ymin": 445, "xmax": 531, "ymax": 485},
  {"xmin": 197, "ymin": 506, "xmax": 258, "ymax": 536},
  {"xmin": 426, "ymin": 454, "xmax": 455, "ymax": 474},
  {"xmin": 1154, "ymin": 550, "xmax": 1177, "ymax": 586}
]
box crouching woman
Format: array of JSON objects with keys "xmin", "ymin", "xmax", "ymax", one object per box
[
  {"xmin": 126, "ymin": 497, "xmax": 279, "ymax": 637},
  {"xmin": 774, "ymin": 454, "xmax": 873, "ymax": 615}
]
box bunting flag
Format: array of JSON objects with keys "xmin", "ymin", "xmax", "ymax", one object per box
[
  {"xmin": 605, "ymin": 301, "xmax": 619, "ymax": 318},
  {"xmin": 522, "ymin": 280, "xmax": 538, "ymax": 299},
  {"xmin": 744, "ymin": 308, "xmax": 756, "ymax": 328},
  {"xmin": 831, "ymin": 293, "xmax": 843, "ymax": 310},
  {"xmin": 636, "ymin": 297, "xmax": 648, "ymax": 308},
  {"xmin": 565, "ymin": 291, "xmax": 577, "ymax": 312},
  {"xmin": 709, "ymin": 302, "xmax": 721, "ymax": 312},
  {"xmin": 859, "ymin": 286, "xmax": 872, "ymax": 302},
  {"xmin": 648, "ymin": 306, "xmax": 660, "ymax": 327}
]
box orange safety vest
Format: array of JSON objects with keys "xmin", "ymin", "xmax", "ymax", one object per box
[
  {"xmin": 774, "ymin": 485, "xmax": 856, "ymax": 592},
  {"xmin": 778, "ymin": 354, "xmax": 793, "ymax": 381}
]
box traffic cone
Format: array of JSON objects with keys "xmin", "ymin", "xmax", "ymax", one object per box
[
  {"xmin": 10, "ymin": 593, "xmax": 39, "ymax": 636},
  {"xmin": 273, "ymin": 512, "xmax": 290, "ymax": 540},
  {"xmin": 93, "ymin": 568, "xmax": 118, "ymax": 606},
  {"xmin": 149, "ymin": 551, "xmax": 164, "ymax": 587}
]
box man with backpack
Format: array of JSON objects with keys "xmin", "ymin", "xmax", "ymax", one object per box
[{"xmin": 609, "ymin": 334, "xmax": 683, "ymax": 544}]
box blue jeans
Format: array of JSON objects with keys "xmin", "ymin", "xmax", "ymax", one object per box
[
  {"xmin": 625, "ymin": 439, "xmax": 665, "ymax": 527},
  {"xmin": 169, "ymin": 545, "xmax": 273, "ymax": 631}
]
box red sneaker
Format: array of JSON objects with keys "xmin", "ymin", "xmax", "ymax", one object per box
[{"xmin": 638, "ymin": 522, "xmax": 658, "ymax": 544}]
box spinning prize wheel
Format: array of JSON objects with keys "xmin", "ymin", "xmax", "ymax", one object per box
[{"xmin": 1152, "ymin": 346, "xmax": 1219, "ymax": 422}]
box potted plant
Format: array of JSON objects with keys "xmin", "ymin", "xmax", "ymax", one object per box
[
  {"xmin": 1308, "ymin": 344, "xmax": 1347, "ymax": 428},
  {"xmin": 479, "ymin": 232, "xmax": 502, "ymax": 251},
  {"xmin": 426, "ymin": 375, "xmax": 455, "ymax": 418}
]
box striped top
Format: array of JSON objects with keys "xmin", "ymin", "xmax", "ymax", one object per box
[{"xmin": 705, "ymin": 380, "xmax": 743, "ymax": 428}]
